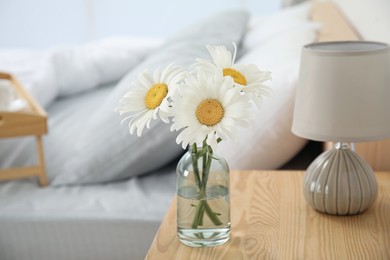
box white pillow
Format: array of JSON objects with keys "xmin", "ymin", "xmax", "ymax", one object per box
[
  {"xmin": 332, "ymin": 0, "xmax": 390, "ymax": 44},
  {"xmin": 52, "ymin": 37, "xmax": 164, "ymax": 97},
  {"xmin": 219, "ymin": 26, "xmax": 317, "ymax": 170},
  {"xmin": 243, "ymin": 1, "xmax": 313, "ymax": 52},
  {"xmin": 0, "ymin": 37, "xmax": 163, "ymax": 108}
]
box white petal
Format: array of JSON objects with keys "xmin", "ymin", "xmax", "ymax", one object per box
[{"xmin": 206, "ymin": 45, "xmax": 233, "ymax": 68}]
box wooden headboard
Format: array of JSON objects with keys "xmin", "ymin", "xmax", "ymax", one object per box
[{"xmin": 311, "ymin": 1, "xmax": 390, "ymax": 171}]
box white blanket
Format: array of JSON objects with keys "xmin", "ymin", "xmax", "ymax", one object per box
[{"xmin": 0, "ymin": 37, "xmax": 163, "ymax": 107}]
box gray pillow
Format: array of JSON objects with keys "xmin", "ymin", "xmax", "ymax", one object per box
[{"xmin": 51, "ymin": 10, "xmax": 249, "ymax": 185}]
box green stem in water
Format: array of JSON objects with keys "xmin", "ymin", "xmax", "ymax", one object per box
[
  {"xmin": 191, "ymin": 200, "xmax": 223, "ymax": 228},
  {"xmin": 198, "ymin": 201, "xmax": 205, "ymax": 226},
  {"xmin": 191, "ymin": 200, "xmax": 205, "ymax": 229},
  {"xmin": 190, "ymin": 142, "xmax": 223, "ymax": 229},
  {"xmin": 204, "ymin": 201, "xmax": 223, "ymax": 225}
]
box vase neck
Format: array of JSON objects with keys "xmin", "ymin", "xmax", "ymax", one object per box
[{"xmin": 189, "ymin": 144, "xmax": 213, "ymax": 154}]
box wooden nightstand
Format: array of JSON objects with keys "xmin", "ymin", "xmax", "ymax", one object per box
[
  {"xmin": 0, "ymin": 72, "xmax": 48, "ymax": 186},
  {"xmin": 146, "ymin": 170, "xmax": 390, "ymax": 259}
]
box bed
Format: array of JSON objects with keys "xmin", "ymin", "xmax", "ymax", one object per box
[{"xmin": 0, "ymin": 1, "xmax": 389, "ymax": 259}]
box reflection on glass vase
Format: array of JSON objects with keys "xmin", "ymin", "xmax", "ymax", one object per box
[{"xmin": 176, "ymin": 144, "xmax": 230, "ymax": 247}]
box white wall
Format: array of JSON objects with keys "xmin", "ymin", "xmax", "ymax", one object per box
[{"xmin": 0, "ymin": 0, "xmax": 281, "ymax": 49}]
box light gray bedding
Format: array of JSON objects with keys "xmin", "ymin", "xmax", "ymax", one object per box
[
  {"xmin": 0, "ymin": 85, "xmax": 178, "ymax": 259},
  {"xmin": 0, "ymin": 219, "xmax": 161, "ymax": 260},
  {"xmin": 0, "ymin": 162, "xmax": 176, "ymax": 220}
]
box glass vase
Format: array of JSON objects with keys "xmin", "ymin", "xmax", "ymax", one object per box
[{"xmin": 176, "ymin": 144, "xmax": 230, "ymax": 247}]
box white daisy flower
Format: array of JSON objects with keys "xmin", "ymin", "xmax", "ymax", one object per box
[
  {"xmin": 195, "ymin": 44, "xmax": 272, "ymax": 108},
  {"xmin": 116, "ymin": 64, "xmax": 186, "ymax": 136},
  {"xmin": 170, "ymin": 72, "xmax": 252, "ymax": 150}
]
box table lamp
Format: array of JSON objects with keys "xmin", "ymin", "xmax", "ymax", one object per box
[{"xmin": 292, "ymin": 41, "xmax": 390, "ymax": 215}]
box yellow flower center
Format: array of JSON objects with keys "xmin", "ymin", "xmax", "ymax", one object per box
[
  {"xmin": 196, "ymin": 99, "xmax": 224, "ymax": 126},
  {"xmin": 144, "ymin": 83, "xmax": 168, "ymax": 109},
  {"xmin": 223, "ymin": 68, "xmax": 247, "ymax": 85}
]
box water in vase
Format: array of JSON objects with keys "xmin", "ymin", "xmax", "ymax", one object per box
[{"xmin": 177, "ymin": 185, "xmax": 230, "ymax": 247}]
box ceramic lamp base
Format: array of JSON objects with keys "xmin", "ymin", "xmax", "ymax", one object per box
[{"xmin": 303, "ymin": 143, "xmax": 378, "ymax": 215}]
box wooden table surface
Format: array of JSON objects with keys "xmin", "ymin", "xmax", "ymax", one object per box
[{"xmin": 146, "ymin": 171, "xmax": 390, "ymax": 259}]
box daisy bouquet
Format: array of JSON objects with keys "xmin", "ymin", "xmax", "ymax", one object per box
[{"xmin": 117, "ymin": 44, "xmax": 271, "ymax": 231}]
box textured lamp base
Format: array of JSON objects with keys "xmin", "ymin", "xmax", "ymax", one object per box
[{"xmin": 303, "ymin": 143, "xmax": 378, "ymax": 215}]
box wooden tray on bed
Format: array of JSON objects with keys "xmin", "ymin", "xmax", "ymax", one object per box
[
  {"xmin": 0, "ymin": 72, "xmax": 48, "ymax": 186},
  {"xmin": 312, "ymin": 1, "xmax": 390, "ymax": 171}
]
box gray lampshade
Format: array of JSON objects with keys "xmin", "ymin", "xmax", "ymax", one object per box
[{"xmin": 292, "ymin": 41, "xmax": 390, "ymax": 142}]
